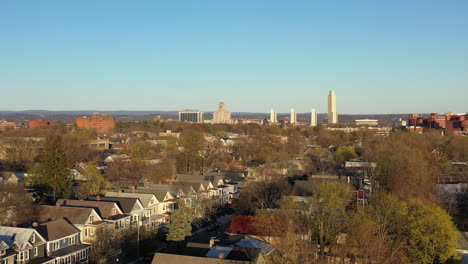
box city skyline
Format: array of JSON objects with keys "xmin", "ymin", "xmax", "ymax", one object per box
[{"xmin": 1, "ymin": 1, "xmax": 468, "ymax": 113}]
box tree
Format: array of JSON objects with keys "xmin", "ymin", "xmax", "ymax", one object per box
[
  {"xmin": 373, "ymin": 132, "xmax": 440, "ymax": 203},
  {"xmin": 166, "ymin": 202, "xmax": 193, "ymax": 243},
  {"xmin": 334, "ymin": 146, "xmax": 358, "ymax": 166},
  {"xmin": 175, "ymin": 130, "xmax": 205, "ymax": 174},
  {"xmin": 0, "ymin": 183, "xmax": 33, "ymax": 226},
  {"xmin": 401, "ymin": 202, "xmax": 460, "ymax": 264},
  {"xmin": 36, "ymin": 136, "xmax": 72, "ymax": 200},
  {"xmin": 79, "ymin": 165, "xmax": 109, "ymax": 198},
  {"xmin": 105, "ymin": 160, "xmax": 144, "ymax": 188},
  {"xmin": 236, "ymin": 180, "xmax": 292, "ymax": 214},
  {"xmin": 308, "ymin": 182, "xmax": 351, "ymax": 253}
]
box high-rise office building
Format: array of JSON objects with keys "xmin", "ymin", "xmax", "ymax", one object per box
[
  {"xmin": 311, "ymin": 108, "xmax": 317, "ymax": 127},
  {"xmin": 179, "ymin": 110, "xmax": 204, "ymax": 123},
  {"xmin": 290, "ymin": 108, "xmax": 297, "ymax": 124},
  {"xmin": 212, "ymin": 102, "xmax": 231, "ymax": 124},
  {"xmin": 328, "ymin": 91, "xmax": 338, "ymax": 124},
  {"xmin": 270, "ymin": 108, "xmax": 277, "ymax": 123}
]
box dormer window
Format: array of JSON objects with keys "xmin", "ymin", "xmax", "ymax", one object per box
[
  {"xmin": 31, "ymin": 233, "xmax": 35, "ymax": 243},
  {"xmin": 0, "ymin": 249, "xmax": 6, "ymax": 256},
  {"xmin": 111, "ymin": 208, "xmax": 117, "ymax": 215}
]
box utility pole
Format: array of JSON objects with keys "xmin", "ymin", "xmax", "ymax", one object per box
[{"xmin": 136, "ymin": 221, "xmax": 140, "ymax": 262}]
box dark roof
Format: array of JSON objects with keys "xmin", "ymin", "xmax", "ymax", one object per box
[
  {"xmin": 90, "ymin": 196, "xmax": 141, "ymax": 214},
  {"xmin": 34, "ymin": 205, "xmax": 94, "ymax": 225},
  {"xmin": 151, "ymin": 253, "xmax": 249, "ymax": 264},
  {"xmin": 56, "ymin": 199, "xmax": 118, "ymax": 219},
  {"xmin": 49, "ymin": 244, "xmax": 91, "ymax": 257},
  {"xmin": 180, "ymin": 242, "xmax": 211, "ymax": 257},
  {"xmin": 36, "ymin": 218, "xmax": 79, "ymax": 241}
]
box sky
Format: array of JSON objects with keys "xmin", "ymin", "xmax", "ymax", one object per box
[{"xmin": 1, "ymin": 0, "xmax": 467, "ymax": 114}]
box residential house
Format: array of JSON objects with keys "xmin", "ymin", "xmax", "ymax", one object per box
[
  {"xmin": 0, "ymin": 239, "xmax": 15, "ymax": 264},
  {"xmin": 34, "ymin": 205, "xmax": 106, "ymax": 244},
  {"xmin": 0, "ymin": 226, "xmax": 47, "ymax": 264},
  {"xmin": 92, "ymin": 196, "xmax": 151, "ymax": 228},
  {"xmin": 0, "ymin": 172, "xmax": 20, "ymax": 184},
  {"xmin": 104, "ymin": 190, "xmax": 165, "ymax": 227},
  {"xmin": 35, "ymin": 218, "xmax": 90, "ymax": 264},
  {"xmin": 56, "ymin": 199, "xmax": 131, "ymax": 232}
]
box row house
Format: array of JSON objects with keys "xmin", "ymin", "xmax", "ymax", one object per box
[
  {"xmin": 56, "ymin": 199, "xmax": 131, "ymax": 233},
  {"xmin": 93, "ymin": 196, "xmax": 151, "ymax": 228},
  {"xmin": 35, "ymin": 218, "xmax": 90, "ymax": 264},
  {"xmin": 34, "ymin": 205, "xmax": 106, "ymax": 244},
  {"xmin": 0, "ymin": 226, "xmax": 47, "ymax": 264},
  {"xmin": 105, "ymin": 190, "xmax": 177, "ymax": 227}
]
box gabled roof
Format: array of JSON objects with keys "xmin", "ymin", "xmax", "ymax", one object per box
[
  {"xmin": 0, "ymin": 226, "xmax": 45, "ymax": 250},
  {"xmin": 35, "ymin": 218, "xmax": 79, "ymax": 241},
  {"xmin": 105, "ymin": 191, "xmax": 158, "ymax": 207},
  {"xmin": 94, "ymin": 196, "xmax": 143, "ymax": 214},
  {"xmin": 0, "ymin": 240, "xmax": 9, "ymax": 251},
  {"xmin": 34, "ymin": 205, "xmax": 100, "ymax": 226},
  {"xmin": 56, "ymin": 199, "xmax": 121, "ymax": 219}
]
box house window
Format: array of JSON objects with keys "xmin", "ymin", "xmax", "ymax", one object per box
[
  {"xmin": 69, "ymin": 235, "xmax": 76, "ymax": 244},
  {"xmin": 112, "ymin": 208, "xmax": 117, "ymax": 215},
  {"xmin": 84, "ymin": 228, "xmax": 88, "ymax": 237},
  {"xmin": 34, "ymin": 246, "xmax": 38, "ymax": 256},
  {"xmin": 90, "ymin": 215, "xmax": 95, "ymax": 222},
  {"xmin": 18, "ymin": 251, "xmax": 29, "ymax": 261},
  {"xmin": 31, "ymin": 233, "xmax": 36, "ymax": 243}
]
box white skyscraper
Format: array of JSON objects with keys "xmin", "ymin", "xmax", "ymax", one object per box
[
  {"xmin": 290, "ymin": 108, "xmax": 297, "ymax": 124},
  {"xmin": 311, "ymin": 108, "xmax": 317, "ymax": 127},
  {"xmin": 328, "ymin": 91, "xmax": 338, "ymax": 124},
  {"xmin": 270, "ymin": 108, "xmax": 277, "ymax": 123},
  {"xmin": 212, "ymin": 102, "xmax": 231, "ymax": 124}
]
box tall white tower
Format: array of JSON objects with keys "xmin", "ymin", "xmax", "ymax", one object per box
[
  {"xmin": 270, "ymin": 108, "xmax": 277, "ymax": 123},
  {"xmin": 311, "ymin": 108, "xmax": 317, "ymax": 127},
  {"xmin": 290, "ymin": 108, "xmax": 297, "ymax": 124},
  {"xmin": 328, "ymin": 91, "xmax": 338, "ymax": 124}
]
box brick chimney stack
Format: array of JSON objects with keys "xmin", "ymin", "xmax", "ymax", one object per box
[{"xmin": 218, "ymin": 253, "xmax": 224, "ymax": 259}]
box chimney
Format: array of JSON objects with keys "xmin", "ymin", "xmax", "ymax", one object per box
[
  {"xmin": 96, "ymin": 195, "xmax": 101, "ymax": 201},
  {"xmin": 118, "ymin": 190, "xmax": 122, "ymax": 195},
  {"xmin": 32, "ymin": 222, "xmax": 39, "ymax": 227},
  {"xmin": 131, "ymin": 186, "xmax": 136, "ymax": 193},
  {"xmin": 209, "ymin": 238, "xmax": 215, "ymax": 248},
  {"xmin": 12, "ymin": 221, "xmax": 17, "ymax": 227},
  {"xmin": 218, "ymin": 253, "xmax": 224, "ymax": 259}
]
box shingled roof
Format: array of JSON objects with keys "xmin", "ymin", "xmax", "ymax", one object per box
[
  {"xmin": 34, "ymin": 205, "xmax": 99, "ymax": 225},
  {"xmin": 90, "ymin": 196, "xmax": 142, "ymax": 214},
  {"xmin": 35, "ymin": 218, "xmax": 79, "ymax": 241},
  {"xmin": 56, "ymin": 199, "xmax": 120, "ymax": 219}
]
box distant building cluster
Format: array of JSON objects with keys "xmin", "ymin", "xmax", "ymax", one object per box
[
  {"xmin": 29, "ymin": 119, "xmax": 55, "ymax": 129},
  {"xmin": 76, "ymin": 114, "xmax": 116, "ymax": 133},
  {"xmin": 406, "ymin": 112, "xmax": 468, "ymax": 135},
  {"xmin": 212, "ymin": 102, "xmax": 231, "ymax": 124},
  {"xmin": 355, "ymin": 119, "xmax": 378, "ymax": 126}
]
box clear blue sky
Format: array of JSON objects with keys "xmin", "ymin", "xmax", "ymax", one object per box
[{"xmin": 1, "ymin": 0, "xmax": 467, "ymax": 114}]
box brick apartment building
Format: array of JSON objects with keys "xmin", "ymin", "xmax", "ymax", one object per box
[
  {"xmin": 408, "ymin": 113, "xmax": 468, "ymax": 135},
  {"xmin": 29, "ymin": 118, "xmax": 56, "ymax": 128},
  {"xmin": 76, "ymin": 114, "xmax": 116, "ymax": 133}
]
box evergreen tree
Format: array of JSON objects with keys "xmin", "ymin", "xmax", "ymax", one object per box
[
  {"xmin": 166, "ymin": 202, "xmax": 193, "ymax": 243},
  {"xmin": 37, "ymin": 136, "xmax": 72, "ymax": 200}
]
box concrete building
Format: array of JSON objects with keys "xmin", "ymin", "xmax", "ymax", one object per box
[
  {"xmin": 179, "ymin": 110, "xmax": 204, "ymax": 123},
  {"xmin": 0, "ymin": 121, "xmax": 17, "ymax": 131},
  {"xmin": 328, "ymin": 91, "xmax": 338, "ymax": 124},
  {"xmin": 270, "ymin": 108, "xmax": 277, "ymax": 123},
  {"xmin": 76, "ymin": 114, "xmax": 116, "ymax": 134},
  {"xmin": 356, "ymin": 119, "xmax": 378, "ymax": 126},
  {"xmin": 29, "ymin": 119, "xmax": 55, "ymax": 129},
  {"xmin": 290, "ymin": 108, "xmax": 297, "ymax": 124},
  {"xmin": 311, "ymin": 108, "xmax": 317, "ymax": 127},
  {"xmin": 212, "ymin": 102, "xmax": 231, "ymax": 124}
]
